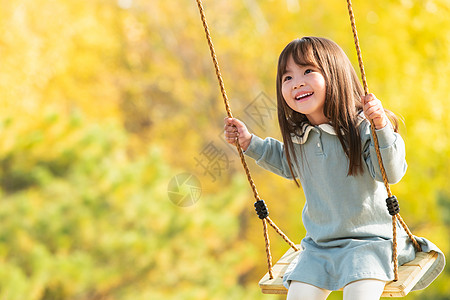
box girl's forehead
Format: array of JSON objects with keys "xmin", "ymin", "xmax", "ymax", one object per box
[
  {"xmin": 284, "ymin": 55, "xmax": 316, "ymax": 71},
  {"xmin": 284, "ymin": 57, "xmax": 299, "ymax": 71}
]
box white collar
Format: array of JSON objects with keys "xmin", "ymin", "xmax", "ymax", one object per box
[{"xmin": 291, "ymin": 112, "xmax": 366, "ymax": 144}]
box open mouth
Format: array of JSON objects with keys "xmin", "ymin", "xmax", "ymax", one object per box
[{"xmin": 295, "ymin": 92, "xmax": 314, "ymax": 101}]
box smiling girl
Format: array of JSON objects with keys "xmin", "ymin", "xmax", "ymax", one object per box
[{"xmin": 224, "ymin": 37, "xmax": 443, "ymax": 300}]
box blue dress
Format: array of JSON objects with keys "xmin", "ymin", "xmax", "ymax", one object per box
[{"xmin": 244, "ymin": 118, "xmax": 445, "ymax": 291}]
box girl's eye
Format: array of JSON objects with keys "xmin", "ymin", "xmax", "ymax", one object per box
[
  {"xmin": 304, "ymin": 69, "xmax": 313, "ymax": 75},
  {"xmin": 283, "ymin": 75, "xmax": 292, "ymax": 82}
]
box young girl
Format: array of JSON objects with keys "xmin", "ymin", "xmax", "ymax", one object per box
[{"xmin": 224, "ymin": 37, "xmax": 444, "ymax": 300}]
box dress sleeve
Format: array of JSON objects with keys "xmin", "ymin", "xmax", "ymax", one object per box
[
  {"xmin": 244, "ymin": 135, "xmax": 298, "ymax": 180},
  {"xmin": 361, "ymin": 121, "xmax": 408, "ymax": 184}
]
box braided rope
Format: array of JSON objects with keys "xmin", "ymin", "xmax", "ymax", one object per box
[
  {"xmin": 194, "ymin": 0, "xmax": 232, "ymax": 118},
  {"xmin": 397, "ymin": 214, "xmax": 423, "ymax": 252},
  {"xmin": 262, "ymin": 219, "xmax": 274, "ymax": 279},
  {"xmin": 392, "ymin": 215, "xmax": 398, "ymax": 280},
  {"xmin": 236, "ymin": 139, "xmax": 262, "ymax": 202},
  {"xmin": 346, "ymin": 0, "xmax": 392, "ymax": 196},
  {"xmin": 266, "ymin": 217, "xmax": 299, "ymax": 251},
  {"xmin": 194, "ymin": 0, "xmax": 298, "ymax": 279},
  {"xmin": 195, "ymin": 0, "xmax": 422, "ymax": 284},
  {"xmin": 346, "ymin": 0, "xmax": 422, "ymax": 281}
]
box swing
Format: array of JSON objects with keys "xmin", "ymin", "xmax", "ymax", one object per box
[
  {"xmin": 259, "ymin": 246, "xmax": 438, "ymax": 297},
  {"xmin": 194, "ymin": 0, "xmax": 438, "ymax": 297}
]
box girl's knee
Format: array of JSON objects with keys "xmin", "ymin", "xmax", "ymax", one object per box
[
  {"xmin": 287, "ymin": 281, "xmax": 331, "ymax": 300},
  {"xmin": 343, "ymin": 279, "xmax": 386, "ymax": 300}
]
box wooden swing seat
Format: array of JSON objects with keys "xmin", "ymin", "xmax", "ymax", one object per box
[{"xmin": 259, "ymin": 246, "xmax": 438, "ymax": 297}]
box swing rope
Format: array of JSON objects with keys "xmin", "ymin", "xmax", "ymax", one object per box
[
  {"xmin": 194, "ymin": 0, "xmax": 299, "ymax": 280},
  {"xmin": 346, "ymin": 0, "xmax": 422, "ymax": 281},
  {"xmin": 195, "ymin": 0, "xmax": 422, "ymax": 283}
]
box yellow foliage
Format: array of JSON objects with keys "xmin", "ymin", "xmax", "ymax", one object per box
[{"xmin": 0, "ymin": 0, "xmax": 449, "ymax": 299}]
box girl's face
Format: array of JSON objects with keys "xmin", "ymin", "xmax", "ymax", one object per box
[{"xmin": 281, "ymin": 56, "xmax": 328, "ymax": 125}]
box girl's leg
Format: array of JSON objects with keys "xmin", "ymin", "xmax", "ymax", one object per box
[
  {"xmin": 343, "ymin": 279, "xmax": 386, "ymax": 300},
  {"xmin": 286, "ymin": 281, "xmax": 331, "ymax": 300}
]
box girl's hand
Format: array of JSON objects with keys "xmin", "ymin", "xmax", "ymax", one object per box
[
  {"xmin": 224, "ymin": 118, "xmax": 252, "ymax": 151},
  {"xmin": 362, "ymin": 93, "xmax": 388, "ymax": 130}
]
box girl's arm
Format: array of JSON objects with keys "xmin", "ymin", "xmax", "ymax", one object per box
[{"xmin": 224, "ymin": 118, "xmax": 298, "ymax": 179}]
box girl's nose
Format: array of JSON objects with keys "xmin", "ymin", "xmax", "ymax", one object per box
[{"xmin": 293, "ymin": 81, "xmax": 305, "ymax": 90}]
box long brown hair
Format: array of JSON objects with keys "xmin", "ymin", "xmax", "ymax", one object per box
[{"xmin": 276, "ymin": 37, "xmax": 398, "ymax": 184}]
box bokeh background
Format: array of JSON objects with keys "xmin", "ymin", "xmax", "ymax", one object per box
[{"xmin": 0, "ymin": 0, "xmax": 449, "ymax": 299}]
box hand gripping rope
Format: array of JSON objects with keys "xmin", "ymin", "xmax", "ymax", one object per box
[
  {"xmin": 195, "ymin": 0, "xmax": 422, "ymax": 282},
  {"xmin": 346, "ymin": 0, "xmax": 422, "ymax": 281},
  {"xmin": 194, "ymin": 0, "xmax": 299, "ymax": 280}
]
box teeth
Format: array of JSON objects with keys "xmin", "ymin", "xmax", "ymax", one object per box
[{"xmin": 295, "ymin": 92, "xmax": 313, "ymax": 100}]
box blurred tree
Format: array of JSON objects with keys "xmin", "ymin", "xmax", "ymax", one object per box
[{"xmin": 0, "ymin": 0, "xmax": 448, "ymax": 299}]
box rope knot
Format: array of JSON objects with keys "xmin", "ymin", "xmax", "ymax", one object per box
[
  {"xmin": 386, "ymin": 196, "xmax": 400, "ymax": 216},
  {"xmin": 254, "ymin": 200, "xmax": 269, "ymax": 219}
]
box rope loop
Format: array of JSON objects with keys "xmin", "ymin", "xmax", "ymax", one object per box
[
  {"xmin": 254, "ymin": 200, "xmax": 269, "ymax": 219},
  {"xmin": 386, "ymin": 196, "xmax": 400, "ymax": 216}
]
